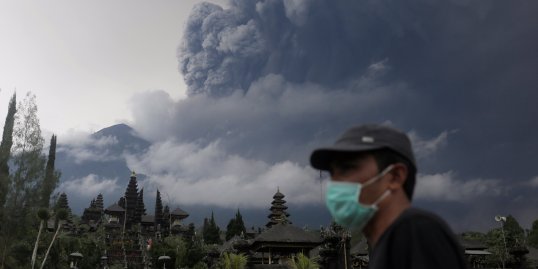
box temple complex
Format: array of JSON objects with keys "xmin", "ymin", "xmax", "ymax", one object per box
[
  {"xmin": 46, "ymin": 171, "xmax": 538, "ymax": 268},
  {"xmin": 93, "ymin": 172, "xmax": 191, "ymax": 268}
]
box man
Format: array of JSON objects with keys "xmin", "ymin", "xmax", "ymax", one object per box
[{"xmin": 310, "ymin": 124, "xmax": 467, "ymax": 268}]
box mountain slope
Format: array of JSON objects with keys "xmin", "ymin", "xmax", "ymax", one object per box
[
  {"xmin": 53, "ymin": 124, "xmax": 331, "ymax": 229},
  {"xmin": 55, "ymin": 124, "xmax": 150, "ymax": 213}
]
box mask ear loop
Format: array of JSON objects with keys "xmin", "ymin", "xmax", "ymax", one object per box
[
  {"xmin": 372, "ymin": 189, "xmax": 392, "ymax": 207},
  {"xmin": 362, "ymin": 164, "xmax": 395, "ymax": 188},
  {"xmin": 371, "ymin": 165, "xmax": 396, "ymax": 206},
  {"xmin": 355, "ymin": 164, "xmax": 395, "ymax": 205}
]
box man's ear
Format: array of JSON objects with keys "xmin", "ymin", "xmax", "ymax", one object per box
[{"xmin": 388, "ymin": 163, "xmax": 408, "ymax": 190}]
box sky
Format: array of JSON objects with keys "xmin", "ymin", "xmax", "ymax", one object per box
[
  {"xmin": 1, "ymin": 0, "xmax": 538, "ymax": 232},
  {"xmin": 0, "ymin": 0, "xmax": 225, "ymax": 133}
]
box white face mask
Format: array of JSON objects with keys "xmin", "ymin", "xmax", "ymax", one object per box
[{"xmin": 325, "ymin": 165, "xmax": 394, "ymax": 229}]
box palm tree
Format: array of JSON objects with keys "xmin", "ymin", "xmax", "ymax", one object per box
[
  {"xmin": 288, "ymin": 253, "xmax": 319, "ymax": 269},
  {"xmin": 31, "ymin": 208, "xmax": 50, "ymax": 269},
  {"xmin": 40, "ymin": 209, "xmax": 68, "ymax": 269},
  {"xmin": 221, "ymin": 252, "xmax": 248, "ymax": 269}
]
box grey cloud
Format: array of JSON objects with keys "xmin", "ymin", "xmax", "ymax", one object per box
[
  {"xmin": 58, "ymin": 132, "xmax": 121, "ymax": 164},
  {"xmin": 128, "ymin": 0, "xmax": 536, "ymax": 227},
  {"xmin": 415, "ymin": 171, "xmax": 506, "ymax": 201},
  {"xmin": 125, "ymin": 139, "xmax": 321, "ymax": 208},
  {"xmin": 525, "ymin": 177, "xmax": 538, "ymax": 188},
  {"xmin": 132, "ymin": 67, "xmax": 405, "ymax": 164},
  {"xmin": 58, "ymin": 174, "xmax": 119, "ymax": 198}
]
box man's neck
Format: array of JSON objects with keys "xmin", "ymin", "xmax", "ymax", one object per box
[{"xmin": 364, "ymin": 193, "xmax": 410, "ymax": 247}]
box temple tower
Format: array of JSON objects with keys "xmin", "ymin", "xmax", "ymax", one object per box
[
  {"xmin": 124, "ymin": 171, "xmax": 139, "ymax": 226},
  {"xmin": 266, "ymin": 187, "xmax": 291, "ymax": 228}
]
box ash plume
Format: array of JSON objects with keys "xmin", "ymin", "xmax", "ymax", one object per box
[{"xmin": 127, "ymin": 0, "xmax": 538, "ymax": 230}]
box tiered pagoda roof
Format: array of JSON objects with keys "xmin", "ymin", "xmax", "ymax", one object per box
[{"xmin": 266, "ymin": 188, "xmax": 291, "ymax": 228}]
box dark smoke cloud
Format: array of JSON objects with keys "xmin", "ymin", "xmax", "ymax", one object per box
[
  {"xmin": 128, "ymin": 0, "xmax": 538, "ymax": 230},
  {"xmin": 179, "ymin": 0, "xmax": 412, "ymax": 96}
]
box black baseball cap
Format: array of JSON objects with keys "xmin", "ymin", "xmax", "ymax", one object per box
[{"xmin": 310, "ymin": 124, "xmax": 416, "ymax": 171}]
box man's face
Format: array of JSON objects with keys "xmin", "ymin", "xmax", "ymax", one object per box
[{"xmin": 329, "ymin": 154, "xmax": 390, "ymax": 205}]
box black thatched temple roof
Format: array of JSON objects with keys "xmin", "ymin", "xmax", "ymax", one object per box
[
  {"xmin": 104, "ymin": 203, "xmax": 125, "ymax": 213},
  {"xmin": 170, "ymin": 207, "xmax": 189, "ymax": 218},
  {"xmin": 252, "ymin": 223, "xmax": 322, "ymax": 251},
  {"xmin": 141, "ymin": 215, "xmax": 155, "ymax": 224}
]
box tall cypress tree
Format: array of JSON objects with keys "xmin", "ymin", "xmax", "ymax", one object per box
[
  {"xmin": 155, "ymin": 189, "xmax": 163, "ymax": 229},
  {"xmin": 162, "ymin": 205, "xmax": 170, "ymax": 235},
  {"xmin": 40, "ymin": 134, "xmax": 58, "ymax": 208},
  {"xmin": 528, "ymin": 219, "xmax": 538, "ymax": 248},
  {"xmin": 202, "ymin": 217, "xmax": 209, "ymax": 239},
  {"xmin": 226, "ymin": 209, "xmax": 246, "ymax": 240},
  {"xmin": 204, "ymin": 212, "xmax": 222, "ymax": 244},
  {"xmin": 0, "ymin": 93, "xmax": 16, "ymax": 219}
]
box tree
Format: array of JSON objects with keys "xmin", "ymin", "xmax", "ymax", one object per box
[
  {"xmin": 204, "ymin": 212, "xmax": 222, "ymax": 244},
  {"xmin": 155, "ymin": 189, "xmax": 163, "ymax": 228},
  {"xmin": 163, "ymin": 205, "xmax": 170, "ymax": 235},
  {"xmin": 7, "ymin": 92, "xmax": 46, "ymax": 231},
  {"xmin": 202, "ymin": 218, "xmax": 209, "ymax": 240},
  {"xmin": 226, "ymin": 209, "xmax": 246, "ymax": 240},
  {"xmin": 185, "ymin": 236, "xmax": 206, "ymax": 268},
  {"xmin": 485, "ymin": 216, "xmax": 527, "ymax": 268},
  {"xmin": 40, "ymin": 135, "xmax": 59, "ymax": 208},
  {"xmin": 503, "ymin": 215, "xmax": 525, "ymax": 248},
  {"xmin": 1, "ymin": 92, "xmax": 46, "ymax": 269},
  {"xmin": 528, "ymin": 219, "xmax": 538, "ymax": 248},
  {"xmin": 486, "ymin": 228, "xmax": 508, "ymax": 268},
  {"xmin": 0, "ymin": 93, "xmax": 16, "ymax": 220}
]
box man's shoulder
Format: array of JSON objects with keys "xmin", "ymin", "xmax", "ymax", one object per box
[
  {"xmin": 384, "ymin": 207, "xmax": 456, "ymax": 240},
  {"xmin": 394, "ymin": 207, "xmax": 450, "ymax": 228},
  {"xmin": 370, "ymin": 207, "xmax": 467, "ymax": 269}
]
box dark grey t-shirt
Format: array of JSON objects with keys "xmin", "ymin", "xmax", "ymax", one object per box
[{"xmin": 368, "ymin": 207, "xmax": 467, "ymax": 269}]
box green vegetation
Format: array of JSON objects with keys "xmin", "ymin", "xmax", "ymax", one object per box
[
  {"xmin": 463, "ymin": 214, "xmax": 531, "ymax": 268},
  {"xmin": 288, "ymin": 253, "xmax": 319, "ymax": 269},
  {"xmin": 226, "ymin": 209, "xmax": 246, "ymax": 240},
  {"xmin": 221, "ymin": 252, "xmax": 248, "ymax": 269},
  {"xmin": 203, "ymin": 211, "xmax": 222, "ymax": 244},
  {"xmin": 528, "ymin": 219, "xmax": 538, "ymax": 248},
  {"xmin": 0, "ymin": 92, "xmax": 61, "ymax": 269},
  {"xmin": 0, "ymin": 93, "xmax": 16, "ymax": 222}
]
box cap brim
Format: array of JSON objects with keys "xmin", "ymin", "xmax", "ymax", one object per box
[{"xmin": 310, "ymin": 144, "xmax": 384, "ymax": 171}]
